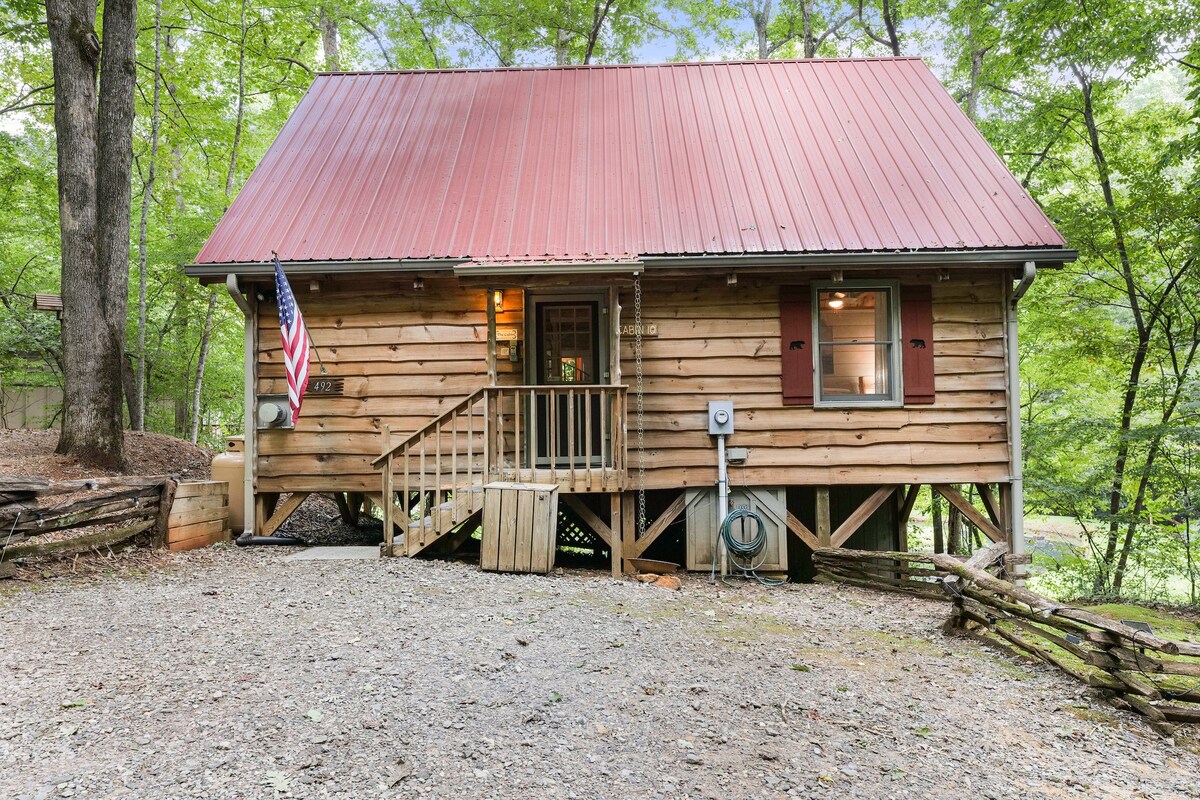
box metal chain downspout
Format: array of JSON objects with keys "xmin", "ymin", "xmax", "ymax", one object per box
[{"xmin": 634, "ymin": 273, "xmax": 647, "ymax": 538}]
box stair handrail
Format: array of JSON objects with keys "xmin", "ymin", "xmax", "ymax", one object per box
[
  {"xmin": 373, "ymin": 384, "xmax": 628, "ymax": 468},
  {"xmin": 371, "ymin": 386, "xmax": 489, "ymax": 468}
]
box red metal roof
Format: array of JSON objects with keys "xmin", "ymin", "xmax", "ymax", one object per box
[{"xmin": 194, "ymin": 58, "xmax": 1066, "ymax": 266}]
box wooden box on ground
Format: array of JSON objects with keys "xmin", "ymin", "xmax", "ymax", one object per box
[
  {"xmin": 685, "ymin": 487, "xmax": 788, "ymax": 572},
  {"xmin": 167, "ymin": 481, "xmax": 231, "ymax": 551},
  {"xmin": 481, "ymin": 482, "xmax": 559, "ymax": 574}
]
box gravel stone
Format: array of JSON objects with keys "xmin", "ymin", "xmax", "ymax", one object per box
[{"xmin": 2, "ymin": 548, "xmax": 1199, "ymax": 799}]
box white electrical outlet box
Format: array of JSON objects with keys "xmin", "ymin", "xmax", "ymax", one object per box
[{"xmin": 726, "ymin": 447, "xmax": 749, "ymax": 464}]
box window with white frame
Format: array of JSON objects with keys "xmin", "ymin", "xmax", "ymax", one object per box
[{"xmin": 813, "ymin": 284, "xmax": 901, "ymax": 404}]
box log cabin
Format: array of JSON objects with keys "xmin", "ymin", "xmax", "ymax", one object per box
[{"xmin": 186, "ymin": 58, "xmax": 1074, "ymax": 577}]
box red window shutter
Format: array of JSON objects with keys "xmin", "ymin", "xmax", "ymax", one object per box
[
  {"xmin": 780, "ymin": 287, "xmax": 814, "ymax": 406},
  {"xmin": 900, "ymin": 284, "xmax": 935, "ymax": 404}
]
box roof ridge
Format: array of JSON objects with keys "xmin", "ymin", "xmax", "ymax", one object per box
[{"xmin": 315, "ymin": 57, "xmax": 927, "ymax": 78}]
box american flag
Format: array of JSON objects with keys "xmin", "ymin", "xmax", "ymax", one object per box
[{"xmin": 274, "ymin": 258, "xmax": 310, "ymax": 424}]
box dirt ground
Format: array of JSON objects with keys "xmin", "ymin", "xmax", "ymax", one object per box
[
  {"xmin": 0, "ymin": 429, "xmax": 213, "ymax": 481},
  {"xmin": 2, "ymin": 549, "xmax": 1199, "ymax": 800}
]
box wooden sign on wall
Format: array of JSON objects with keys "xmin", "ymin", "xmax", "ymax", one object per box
[
  {"xmin": 306, "ymin": 377, "xmax": 345, "ymax": 395},
  {"xmin": 619, "ymin": 322, "xmax": 658, "ymax": 338}
]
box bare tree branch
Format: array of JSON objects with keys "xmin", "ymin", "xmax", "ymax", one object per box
[{"xmin": 1, "ymin": 84, "xmax": 54, "ymax": 115}]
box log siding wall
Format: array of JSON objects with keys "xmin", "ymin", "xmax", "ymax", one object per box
[
  {"xmin": 253, "ymin": 271, "xmax": 1011, "ymax": 493},
  {"xmin": 622, "ymin": 274, "xmax": 1010, "ymax": 489}
]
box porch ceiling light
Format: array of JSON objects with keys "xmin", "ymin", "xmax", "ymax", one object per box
[{"xmin": 493, "ymin": 289, "xmax": 504, "ymax": 312}]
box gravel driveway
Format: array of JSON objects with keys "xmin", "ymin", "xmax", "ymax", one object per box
[{"xmin": 3, "ymin": 548, "xmax": 1198, "ymax": 799}]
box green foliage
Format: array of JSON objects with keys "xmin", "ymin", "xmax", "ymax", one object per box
[
  {"xmin": 0, "ymin": 0, "xmax": 1197, "ymax": 600},
  {"xmin": 965, "ymin": 0, "xmax": 1200, "ymax": 601}
]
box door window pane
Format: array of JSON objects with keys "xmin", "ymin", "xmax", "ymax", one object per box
[{"xmin": 540, "ymin": 304, "xmax": 596, "ymax": 384}]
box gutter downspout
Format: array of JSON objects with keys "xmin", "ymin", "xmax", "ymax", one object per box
[
  {"xmin": 1007, "ymin": 261, "xmax": 1036, "ymax": 579},
  {"xmin": 226, "ymin": 274, "xmax": 255, "ymax": 535}
]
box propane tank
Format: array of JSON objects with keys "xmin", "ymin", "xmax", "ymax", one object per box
[{"xmin": 211, "ymin": 436, "xmax": 246, "ymax": 533}]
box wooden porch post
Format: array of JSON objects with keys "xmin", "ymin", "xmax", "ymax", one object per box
[
  {"xmin": 897, "ymin": 484, "xmax": 920, "ymax": 552},
  {"xmin": 610, "ymin": 494, "xmax": 623, "ymax": 577},
  {"xmin": 382, "ymin": 425, "xmax": 394, "ymax": 556},
  {"xmin": 486, "ymin": 287, "xmax": 497, "ymax": 386},
  {"xmin": 622, "ymin": 491, "xmax": 636, "ymax": 573},
  {"xmin": 609, "ymin": 284, "xmax": 621, "ymax": 386},
  {"xmin": 254, "ymin": 492, "xmax": 279, "ymax": 535},
  {"xmin": 999, "ymin": 481, "xmax": 1015, "ymax": 576},
  {"xmin": 815, "ymin": 487, "xmax": 831, "ymax": 548}
]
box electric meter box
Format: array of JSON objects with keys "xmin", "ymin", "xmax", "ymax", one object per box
[
  {"xmin": 707, "ymin": 400, "xmax": 734, "ymax": 435},
  {"xmin": 684, "ymin": 486, "xmax": 788, "ymax": 572},
  {"xmin": 256, "ymin": 394, "xmax": 294, "ymax": 430}
]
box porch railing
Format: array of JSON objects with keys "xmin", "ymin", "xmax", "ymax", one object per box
[{"xmin": 372, "ymin": 384, "xmax": 627, "ymax": 554}]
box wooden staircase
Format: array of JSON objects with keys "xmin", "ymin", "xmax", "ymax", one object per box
[
  {"xmin": 401, "ymin": 487, "xmax": 485, "ymax": 556},
  {"xmin": 373, "ymin": 384, "xmax": 627, "ymax": 557}
]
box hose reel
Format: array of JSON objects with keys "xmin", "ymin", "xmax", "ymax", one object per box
[{"xmin": 710, "ymin": 507, "xmax": 786, "ymax": 587}]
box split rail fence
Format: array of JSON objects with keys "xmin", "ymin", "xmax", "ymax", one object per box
[
  {"xmin": 814, "ymin": 547, "xmax": 1200, "ymax": 737},
  {"xmin": 1, "ymin": 476, "xmax": 230, "ymax": 570}
]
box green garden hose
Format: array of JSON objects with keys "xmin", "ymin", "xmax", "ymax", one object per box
[{"xmin": 710, "ymin": 508, "xmax": 786, "ymax": 587}]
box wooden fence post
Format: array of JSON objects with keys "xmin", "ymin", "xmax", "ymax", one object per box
[{"xmin": 153, "ymin": 478, "xmax": 179, "ymax": 548}]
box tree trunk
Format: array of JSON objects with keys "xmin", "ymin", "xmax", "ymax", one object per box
[
  {"xmin": 189, "ymin": 289, "xmax": 218, "ymax": 443},
  {"xmin": 964, "ymin": 23, "xmax": 984, "ymax": 121},
  {"xmin": 93, "ymin": 0, "xmax": 137, "ymax": 445},
  {"xmin": 583, "ymin": 0, "xmax": 614, "ymax": 64},
  {"xmin": 880, "ymin": 0, "xmax": 900, "ymax": 55},
  {"xmin": 320, "ymin": 5, "xmax": 340, "ymax": 71},
  {"xmin": 134, "ymin": 0, "xmax": 163, "ymax": 432},
  {"xmin": 1111, "ymin": 332, "xmax": 1199, "ymax": 593},
  {"xmin": 753, "ymin": 1, "xmax": 772, "ymax": 59},
  {"xmin": 46, "ymin": 0, "xmax": 135, "ymax": 471},
  {"xmin": 1187, "ymin": 514, "xmax": 1196, "ymax": 606},
  {"xmin": 554, "ymin": 28, "xmax": 571, "ymax": 65},
  {"xmin": 947, "ymin": 503, "xmax": 963, "ymax": 554},
  {"xmin": 801, "ymin": 0, "xmax": 816, "ymax": 58},
  {"xmin": 1074, "ymin": 69, "xmax": 1153, "ymax": 596},
  {"xmin": 174, "ymin": 395, "xmax": 187, "ymax": 438},
  {"xmin": 931, "ymin": 488, "xmax": 945, "ymax": 554},
  {"xmin": 226, "ymin": 0, "xmax": 248, "ymax": 198},
  {"xmin": 121, "ymin": 354, "xmax": 138, "ymax": 426}
]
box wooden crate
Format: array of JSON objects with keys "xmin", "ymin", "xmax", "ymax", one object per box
[
  {"xmin": 167, "ymin": 481, "xmax": 231, "ymax": 551},
  {"xmin": 481, "ymin": 482, "xmax": 559, "ymax": 574}
]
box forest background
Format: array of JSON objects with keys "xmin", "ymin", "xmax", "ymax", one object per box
[{"xmin": 0, "ymin": 0, "xmax": 1197, "ymax": 602}]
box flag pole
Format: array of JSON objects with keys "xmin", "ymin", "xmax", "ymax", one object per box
[{"xmin": 273, "ymin": 250, "xmax": 329, "ymax": 375}]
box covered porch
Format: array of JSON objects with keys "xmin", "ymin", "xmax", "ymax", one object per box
[{"xmin": 372, "ymin": 274, "xmax": 638, "ymax": 558}]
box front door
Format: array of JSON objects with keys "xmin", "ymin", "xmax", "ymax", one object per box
[{"xmin": 529, "ymin": 294, "xmax": 607, "ymax": 466}]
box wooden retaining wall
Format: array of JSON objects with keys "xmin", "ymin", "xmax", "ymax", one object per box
[{"xmin": 167, "ymin": 481, "xmax": 231, "ymax": 551}]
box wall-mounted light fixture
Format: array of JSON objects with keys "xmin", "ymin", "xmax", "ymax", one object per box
[
  {"xmin": 493, "ymin": 289, "xmax": 505, "ymax": 313},
  {"xmin": 309, "ymin": 279, "xmax": 321, "ymax": 293},
  {"xmin": 413, "ymin": 276, "xmax": 424, "ymax": 291}
]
